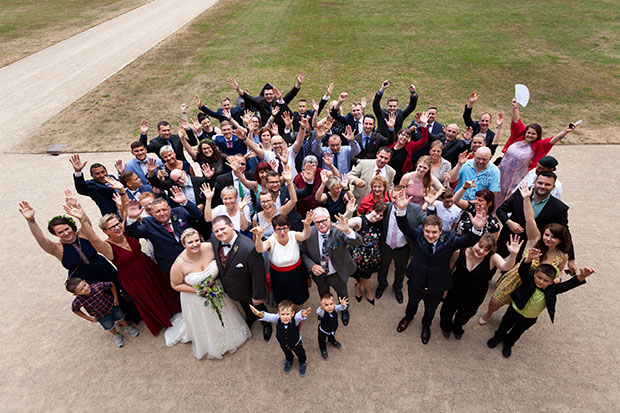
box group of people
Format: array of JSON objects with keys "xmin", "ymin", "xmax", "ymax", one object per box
[{"xmin": 21, "ymin": 72, "xmax": 595, "ymax": 376}]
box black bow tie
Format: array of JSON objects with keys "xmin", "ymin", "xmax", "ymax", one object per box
[{"xmin": 222, "ymin": 243, "xmax": 232, "ymax": 248}]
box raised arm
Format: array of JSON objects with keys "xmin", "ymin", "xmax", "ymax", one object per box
[
  {"xmin": 249, "ymin": 226, "xmax": 270, "ymax": 253},
  {"xmin": 491, "ymin": 234, "xmax": 523, "ymax": 271},
  {"xmin": 19, "ymin": 201, "xmax": 63, "ymax": 259},
  {"xmin": 291, "ymin": 115, "xmax": 310, "ymax": 154},
  {"xmin": 453, "ymin": 179, "xmax": 475, "ymax": 210},
  {"xmin": 63, "ymin": 203, "xmax": 114, "ymax": 261},
  {"xmin": 294, "ymin": 210, "xmax": 314, "ymax": 242},
  {"xmin": 280, "ymin": 166, "xmax": 298, "ymax": 216},
  {"xmin": 400, "ymin": 84, "xmax": 418, "ymax": 120},
  {"xmin": 511, "ymin": 97, "xmax": 520, "ymax": 123},
  {"xmin": 314, "ymin": 169, "xmax": 331, "ymax": 204},
  {"xmin": 226, "ymin": 156, "xmax": 258, "ymax": 192},
  {"xmin": 463, "ymin": 90, "xmax": 478, "ymax": 128},
  {"xmin": 491, "ymin": 112, "xmax": 504, "ymax": 146},
  {"xmin": 201, "ymin": 183, "xmax": 215, "ymax": 222},
  {"xmin": 549, "ymin": 123, "xmax": 578, "ymax": 145},
  {"xmin": 519, "ymin": 184, "xmax": 540, "ymax": 244},
  {"xmin": 406, "ymin": 111, "xmax": 429, "ymax": 152},
  {"xmin": 179, "ymin": 129, "xmax": 198, "ymax": 161},
  {"xmin": 448, "ymin": 150, "xmax": 470, "ymax": 183}
]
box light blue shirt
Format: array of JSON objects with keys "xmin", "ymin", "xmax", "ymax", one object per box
[
  {"xmin": 312, "ymin": 138, "xmax": 361, "ymax": 176},
  {"xmin": 455, "ymin": 159, "xmax": 501, "ymax": 201}
]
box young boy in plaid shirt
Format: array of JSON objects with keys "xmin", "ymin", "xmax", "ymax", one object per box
[{"xmin": 67, "ymin": 278, "xmax": 139, "ymax": 347}]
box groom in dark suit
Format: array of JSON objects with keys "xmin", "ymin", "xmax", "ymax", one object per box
[
  {"xmin": 210, "ymin": 215, "xmax": 272, "ymax": 341},
  {"xmin": 393, "ymin": 191, "xmax": 487, "ymax": 344},
  {"xmin": 300, "ymin": 207, "xmax": 362, "ymax": 326}
]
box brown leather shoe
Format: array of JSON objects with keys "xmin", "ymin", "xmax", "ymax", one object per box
[
  {"xmin": 421, "ymin": 327, "xmax": 431, "ymax": 344},
  {"xmin": 397, "ymin": 317, "xmax": 411, "ymax": 332}
]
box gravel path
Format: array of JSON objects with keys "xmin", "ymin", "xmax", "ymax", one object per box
[
  {"xmin": 2, "ymin": 146, "xmax": 617, "ymax": 411},
  {"xmin": 0, "ymin": 0, "xmax": 218, "ymax": 153}
]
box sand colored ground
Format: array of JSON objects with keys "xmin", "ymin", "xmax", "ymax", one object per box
[{"xmin": 1, "ymin": 145, "xmax": 618, "ymax": 411}]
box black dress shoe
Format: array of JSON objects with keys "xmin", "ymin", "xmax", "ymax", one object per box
[
  {"xmin": 375, "ymin": 286, "xmax": 385, "ymax": 299},
  {"xmin": 502, "ymin": 344, "xmax": 512, "ymax": 358},
  {"xmin": 320, "ymin": 348, "xmax": 328, "ymax": 359},
  {"xmin": 394, "ymin": 289, "xmax": 403, "ymax": 304},
  {"xmin": 421, "ymin": 327, "xmax": 431, "ymax": 344},
  {"xmin": 441, "ymin": 329, "xmax": 450, "ymax": 339},
  {"xmin": 341, "ymin": 309, "xmax": 350, "ymax": 326},
  {"xmin": 454, "ymin": 332, "xmax": 463, "ymax": 340},
  {"xmin": 329, "ymin": 339, "xmax": 342, "ymax": 349},
  {"xmin": 487, "ymin": 336, "xmax": 500, "ymax": 349},
  {"xmin": 397, "ymin": 317, "xmax": 411, "ymax": 332},
  {"xmin": 366, "ymin": 297, "xmax": 375, "ymax": 305},
  {"xmin": 263, "ymin": 322, "xmax": 273, "ymax": 342}
]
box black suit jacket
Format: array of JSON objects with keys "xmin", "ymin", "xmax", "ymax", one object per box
[
  {"xmin": 354, "ymin": 131, "xmax": 389, "ymax": 160},
  {"xmin": 380, "ymin": 203, "xmax": 426, "ymax": 252},
  {"xmin": 512, "ymin": 261, "xmax": 585, "ymax": 323},
  {"xmin": 410, "ymin": 122, "xmax": 445, "ymax": 165},
  {"xmin": 463, "ymin": 105, "xmax": 498, "ymax": 155},
  {"xmin": 442, "ymin": 139, "xmax": 468, "ymax": 168},
  {"xmin": 210, "ymin": 233, "xmax": 266, "ymax": 303},
  {"xmin": 496, "ymin": 191, "xmax": 574, "ymax": 259},
  {"xmin": 214, "ymin": 171, "xmax": 255, "ymax": 207},
  {"xmin": 140, "ymin": 129, "xmax": 197, "ymax": 163},
  {"xmin": 147, "ymin": 174, "xmax": 207, "ymax": 208},
  {"xmin": 397, "ymin": 215, "xmax": 480, "ymax": 294},
  {"xmin": 373, "ymin": 91, "xmax": 417, "ymax": 137}
]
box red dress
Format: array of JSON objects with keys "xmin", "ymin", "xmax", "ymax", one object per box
[{"xmin": 107, "ymin": 236, "xmax": 181, "ymax": 335}]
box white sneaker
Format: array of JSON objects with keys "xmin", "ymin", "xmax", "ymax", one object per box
[
  {"xmin": 114, "ymin": 333, "xmax": 124, "ymax": 348},
  {"xmin": 124, "ymin": 325, "xmax": 140, "ymax": 337}
]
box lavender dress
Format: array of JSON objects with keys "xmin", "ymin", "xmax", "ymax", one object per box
[{"xmin": 495, "ymin": 141, "xmax": 535, "ymax": 208}]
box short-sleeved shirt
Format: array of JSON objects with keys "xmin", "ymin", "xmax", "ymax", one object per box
[
  {"xmin": 433, "ymin": 201, "xmax": 462, "ymax": 231},
  {"xmin": 212, "ymin": 205, "xmax": 251, "ymax": 232},
  {"xmin": 455, "ymin": 202, "xmax": 501, "ymax": 236},
  {"xmin": 455, "ymin": 159, "xmax": 501, "ymax": 201},
  {"xmin": 71, "ymin": 282, "xmax": 114, "ymax": 319}
]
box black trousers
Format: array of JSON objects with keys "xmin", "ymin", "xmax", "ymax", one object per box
[
  {"xmin": 493, "ymin": 305, "xmax": 538, "ymax": 347},
  {"xmin": 439, "ymin": 285, "xmax": 488, "ymax": 335},
  {"xmin": 317, "ymin": 328, "xmax": 338, "ymax": 350},
  {"xmin": 312, "ymin": 273, "xmax": 348, "ymax": 300},
  {"xmin": 378, "ymin": 245, "xmax": 410, "ymax": 291},
  {"xmin": 281, "ymin": 341, "xmax": 307, "ymax": 363},
  {"xmin": 405, "ymin": 283, "xmax": 443, "ymax": 328}
]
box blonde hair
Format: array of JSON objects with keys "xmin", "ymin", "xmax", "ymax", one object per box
[
  {"xmin": 221, "ymin": 185, "xmax": 238, "ymax": 198},
  {"xmin": 99, "ymin": 214, "xmax": 120, "ymax": 230},
  {"xmin": 180, "ymin": 228, "xmax": 200, "ymax": 245}
]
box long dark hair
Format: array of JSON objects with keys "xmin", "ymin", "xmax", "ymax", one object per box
[
  {"xmin": 533, "ymin": 223, "xmax": 571, "ymax": 262},
  {"xmin": 196, "ymin": 139, "xmax": 221, "ymax": 165}
]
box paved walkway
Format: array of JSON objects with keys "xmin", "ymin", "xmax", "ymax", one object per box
[{"xmin": 0, "ymin": 0, "xmax": 218, "ymax": 152}]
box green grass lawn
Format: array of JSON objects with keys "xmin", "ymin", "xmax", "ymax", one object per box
[
  {"xmin": 0, "ymin": 0, "xmax": 148, "ymax": 67},
  {"xmin": 23, "ymin": 0, "xmax": 620, "ymax": 152}
]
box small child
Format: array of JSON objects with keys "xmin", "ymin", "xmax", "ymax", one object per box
[
  {"xmin": 487, "ymin": 248, "xmax": 594, "ymax": 358},
  {"xmin": 433, "ymin": 188, "xmax": 461, "ymax": 231},
  {"xmin": 251, "ymin": 300, "xmax": 311, "ymax": 377},
  {"xmin": 67, "ymin": 278, "xmax": 139, "ymax": 348},
  {"xmin": 316, "ymin": 294, "xmax": 349, "ymax": 359}
]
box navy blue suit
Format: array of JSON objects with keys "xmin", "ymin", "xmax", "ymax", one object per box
[
  {"xmin": 73, "ymin": 173, "xmax": 117, "ymax": 216},
  {"xmin": 124, "ymin": 202, "xmax": 202, "ymax": 274},
  {"xmin": 124, "ymin": 156, "xmax": 162, "ymax": 186},
  {"xmin": 198, "ymin": 104, "xmax": 244, "ymax": 125},
  {"xmin": 213, "ymin": 134, "xmax": 247, "ymax": 157},
  {"xmin": 397, "ymin": 214, "xmax": 480, "ymax": 327}
]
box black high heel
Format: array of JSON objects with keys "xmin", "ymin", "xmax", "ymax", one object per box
[
  {"xmin": 366, "ymin": 297, "xmax": 375, "ymax": 305},
  {"xmin": 355, "ymin": 283, "xmax": 362, "ymax": 302}
]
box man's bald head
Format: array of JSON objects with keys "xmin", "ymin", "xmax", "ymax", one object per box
[
  {"xmin": 474, "ymin": 147, "xmax": 492, "ymax": 171},
  {"xmin": 445, "ymin": 123, "xmax": 459, "ymax": 142}
]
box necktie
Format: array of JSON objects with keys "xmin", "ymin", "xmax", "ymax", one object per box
[
  {"xmin": 364, "ymin": 135, "xmax": 369, "ymax": 150},
  {"xmin": 166, "ymin": 223, "xmax": 179, "ymax": 242},
  {"xmin": 226, "ymin": 139, "xmax": 233, "ymax": 149},
  {"xmin": 277, "ymin": 159, "xmax": 284, "ymax": 174},
  {"xmin": 390, "ymin": 212, "xmax": 399, "ymax": 248},
  {"xmin": 332, "ymin": 152, "xmax": 339, "ymax": 170},
  {"xmin": 320, "ymin": 234, "xmax": 329, "ymax": 273},
  {"xmin": 237, "ymin": 179, "xmax": 245, "ymax": 199},
  {"xmin": 375, "ymin": 168, "xmax": 381, "ymax": 176},
  {"xmin": 219, "ymin": 244, "xmax": 229, "ymax": 268},
  {"xmin": 428, "ymin": 241, "xmax": 434, "ymax": 256}
]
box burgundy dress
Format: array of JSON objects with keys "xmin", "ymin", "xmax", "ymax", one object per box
[{"xmin": 107, "ymin": 236, "xmax": 181, "ymax": 335}]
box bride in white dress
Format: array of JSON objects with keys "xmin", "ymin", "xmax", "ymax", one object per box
[{"xmin": 167, "ymin": 228, "xmax": 250, "ymax": 359}]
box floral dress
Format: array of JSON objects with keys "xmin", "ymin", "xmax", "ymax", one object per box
[
  {"xmin": 495, "ymin": 140, "xmax": 535, "ymax": 209},
  {"xmin": 349, "ymin": 215, "xmax": 382, "ymax": 279},
  {"xmin": 492, "ymin": 248, "xmax": 564, "ymax": 305}
]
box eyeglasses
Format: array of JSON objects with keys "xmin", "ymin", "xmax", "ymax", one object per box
[
  {"xmin": 314, "ymin": 218, "xmax": 329, "ymax": 226},
  {"xmin": 105, "ymin": 222, "xmax": 122, "ymax": 231},
  {"xmin": 274, "ymin": 227, "xmax": 289, "ymax": 233}
]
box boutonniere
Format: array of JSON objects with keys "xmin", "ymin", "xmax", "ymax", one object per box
[
  {"xmin": 172, "ymin": 216, "xmax": 178, "ymax": 222},
  {"xmin": 439, "ymin": 233, "xmax": 447, "ymax": 243},
  {"xmin": 178, "ymin": 219, "xmax": 186, "ymax": 228},
  {"xmin": 232, "ymin": 245, "xmax": 239, "ymax": 254}
]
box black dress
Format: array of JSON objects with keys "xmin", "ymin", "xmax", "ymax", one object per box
[
  {"xmin": 62, "ymin": 238, "xmax": 141, "ymax": 323},
  {"xmin": 439, "ymin": 249, "xmax": 492, "ymax": 335},
  {"xmin": 349, "ymin": 215, "xmax": 382, "ymax": 280}
]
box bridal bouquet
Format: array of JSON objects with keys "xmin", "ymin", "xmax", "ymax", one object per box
[{"xmin": 195, "ymin": 276, "xmax": 225, "ymax": 327}]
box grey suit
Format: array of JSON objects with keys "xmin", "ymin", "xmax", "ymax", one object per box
[
  {"xmin": 347, "ymin": 159, "xmax": 396, "ymax": 203},
  {"xmin": 300, "ymin": 226, "xmax": 362, "ymax": 299},
  {"xmin": 377, "ymin": 203, "xmax": 426, "ymax": 292}
]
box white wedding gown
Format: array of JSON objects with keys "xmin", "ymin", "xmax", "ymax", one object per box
[{"xmin": 165, "ymin": 261, "xmax": 251, "ymax": 359}]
